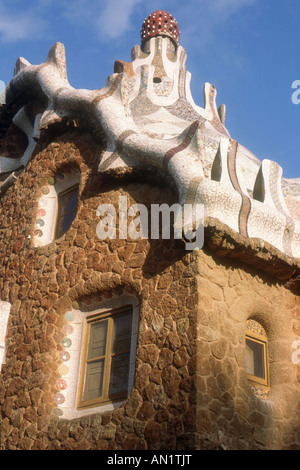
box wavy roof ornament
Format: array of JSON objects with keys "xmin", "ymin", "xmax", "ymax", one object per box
[{"xmin": 0, "ymin": 10, "xmax": 300, "ymax": 261}]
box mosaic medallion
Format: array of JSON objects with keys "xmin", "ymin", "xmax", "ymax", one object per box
[
  {"xmin": 36, "ymin": 219, "xmax": 45, "ymax": 228},
  {"xmin": 65, "ymin": 311, "xmax": 75, "ymax": 322},
  {"xmin": 61, "ymin": 337, "xmax": 72, "ymax": 348},
  {"xmin": 58, "ymin": 364, "xmax": 69, "ymax": 376},
  {"xmin": 56, "ymin": 378, "xmax": 67, "ymax": 391},
  {"xmin": 41, "ymin": 186, "xmax": 50, "ymax": 195},
  {"xmin": 54, "ymin": 393, "xmax": 65, "ymax": 405},
  {"xmin": 39, "ymin": 198, "xmax": 48, "ymax": 207},
  {"xmin": 60, "ymin": 351, "xmax": 70, "ymax": 362},
  {"xmin": 63, "ymin": 324, "xmax": 74, "ymax": 335},
  {"xmin": 37, "ymin": 208, "xmax": 46, "ymax": 217},
  {"xmin": 48, "ymin": 176, "xmax": 56, "ymax": 185}
]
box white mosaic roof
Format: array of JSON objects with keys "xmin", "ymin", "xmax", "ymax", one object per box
[{"xmin": 1, "ymin": 27, "xmax": 300, "ymax": 259}]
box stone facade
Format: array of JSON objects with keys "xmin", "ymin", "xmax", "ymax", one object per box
[
  {"xmin": 0, "ymin": 10, "xmax": 299, "ymax": 451},
  {"xmin": 0, "ymin": 130, "xmax": 298, "ymax": 450}
]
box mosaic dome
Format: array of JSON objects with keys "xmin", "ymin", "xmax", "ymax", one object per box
[{"xmin": 140, "ymin": 10, "xmax": 180, "ymax": 45}]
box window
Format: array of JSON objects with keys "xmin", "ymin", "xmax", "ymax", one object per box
[
  {"xmin": 55, "ymin": 184, "xmax": 79, "ymax": 239},
  {"xmin": 245, "ymin": 320, "xmax": 269, "ymax": 387},
  {"xmin": 77, "ymin": 306, "xmax": 133, "ymax": 409},
  {"xmin": 33, "ymin": 170, "xmax": 80, "ymax": 247},
  {"xmin": 53, "ymin": 294, "xmax": 139, "ymax": 420}
]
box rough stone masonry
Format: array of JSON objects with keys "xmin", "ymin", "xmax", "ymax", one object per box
[{"xmin": 0, "ymin": 10, "xmax": 299, "ymax": 450}]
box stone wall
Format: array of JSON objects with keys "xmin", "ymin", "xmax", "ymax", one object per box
[
  {"xmin": 193, "ymin": 249, "xmax": 300, "ymax": 450},
  {"xmin": 0, "ymin": 129, "xmax": 299, "ymax": 450}
]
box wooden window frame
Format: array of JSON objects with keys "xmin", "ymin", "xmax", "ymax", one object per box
[
  {"xmin": 54, "ymin": 184, "xmax": 79, "ymax": 239},
  {"xmin": 245, "ymin": 330, "xmax": 269, "ymax": 387},
  {"xmin": 77, "ymin": 306, "xmax": 133, "ymax": 410}
]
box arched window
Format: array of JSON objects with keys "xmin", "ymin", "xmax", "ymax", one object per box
[
  {"xmin": 33, "ymin": 169, "xmax": 80, "ymax": 247},
  {"xmin": 245, "ymin": 319, "xmax": 269, "ymax": 391}
]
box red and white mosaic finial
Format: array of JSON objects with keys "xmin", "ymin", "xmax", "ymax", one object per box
[{"xmin": 141, "ymin": 10, "xmax": 180, "ymax": 45}]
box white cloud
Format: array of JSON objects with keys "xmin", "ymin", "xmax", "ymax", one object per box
[
  {"xmin": 0, "ymin": 3, "xmax": 47, "ymax": 43},
  {"xmin": 0, "ymin": 0, "xmax": 257, "ymax": 45},
  {"xmin": 0, "ymin": 0, "xmax": 143, "ymax": 44},
  {"xmin": 0, "ymin": 16, "xmax": 38, "ymax": 42},
  {"xmin": 61, "ymin": 0, "xmax": 256, "ymax": 44},
  {"xmin": 96, "ymin": 0, "xmax": 143, "ymax": 39},
  {"xmin": 61, "ymin": 0, "xmax": 143, "ymax": 40}
]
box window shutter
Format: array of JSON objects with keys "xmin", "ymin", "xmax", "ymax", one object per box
[{"xmin": 83, "ymin": 320, "xmax": 108, "ymax": 402}]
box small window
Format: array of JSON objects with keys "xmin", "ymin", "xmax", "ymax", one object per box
[
  {"xmin": 34, "ymin": 170, "xmax": 80, "ymax": 247},
  {"xmin": 77, "ymin": 307, "xmax": 133, "ymax": 409},
  {"xmin": 245, "ymin": 320, "xmax": 269, "ymax": 387},
  {"xmin": 55, "ymin": 184, "xmax": 79, "ymax": 239}
]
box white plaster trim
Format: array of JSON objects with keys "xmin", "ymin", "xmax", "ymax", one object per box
[{"xmin": 0, "ymin": 300, "xmax": 11, "ymax": 372}]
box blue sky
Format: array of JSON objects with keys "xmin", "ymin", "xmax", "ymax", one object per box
[{"xmin": 0, "ymin": 0, "xmax": 300, "ymax": 179}]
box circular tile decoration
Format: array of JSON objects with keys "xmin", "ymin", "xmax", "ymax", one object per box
[
  {"xmin": 58, "ymin": 364, "xmax": 69, "ymax": 376},
  {"xmin": 54, "ymin": 393, "xmax": 65, "ymax": 405},
  {"xmin": 36, "ymin": 219, "xmax": 45, "ymax": 228},
  {"xmin": 63, "ymin": 324, "xmax": 74, "ymax": 335},
  {"xmin": 56, "ymin": 378, "xmax": 67, "ymax": 390},
  {"xmin": 48, "ymin": 176, "xmax": 56, "ymax": 185},
  {"xmin": 37, "ymin": 208, "xmax": 46, "ymax": 217},
  {"xmin": 53, "ymin": 408, "xmax": 64, "ymax": 417},
  {"xmin": 61, "ymin": 337, "xmax": 72, "ymax": 348},
  {"xmin": 34, "ymin": 229, "xmax": 43, "ymax": 238},
  {"xmin": 39, "ymin": 198, "xmax": 48, "ymax": 207},
  {"xmin": 60, "ymin": 351, "xmax": 70, "ymax": 362},
  {"xmin": 41, "ymin": 186, "xmax": 50, "ymax": 195},
  {"xmin": 65, "ymin": 311, "xmax": 75, "ymax": 322}
]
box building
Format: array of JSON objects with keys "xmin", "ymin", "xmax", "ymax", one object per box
[{"xmin": 0, "ymin": 10, "xmax": 299, "ymax": 450}]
